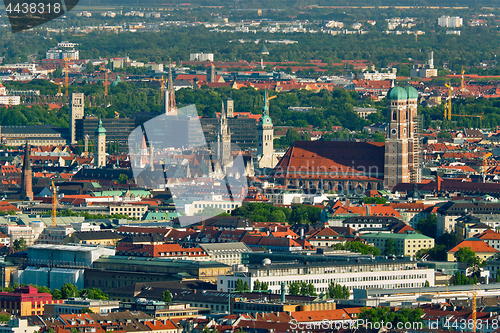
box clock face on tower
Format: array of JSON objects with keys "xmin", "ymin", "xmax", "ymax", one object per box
[{"xmin": 391, "ymin": 128, "xmax": 398, "ymax": 136}]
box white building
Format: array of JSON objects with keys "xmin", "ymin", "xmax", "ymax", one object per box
[
  {"xmin": 57, "ymin": 41, "xmax": 80, "ymax": 48},
  {"xmin": 199, "ymin": 242, "xmax": 251, "ymax": 265},
  {"xmin": 185, "ymin": 194, "xmax": 242, "ymax": 215},
  {"xmin": 438, "ymin": 16, "xmax": 463, "ymax": 28},
  {"xmin": 360, "ymin": 69, "xmax": 397, "ymax": 81},
  {"xmin": 0, "ymin": 318, "xmax": 41, "ymax": 333},
  {"xmin": 46, "ymin": 48, "xmax": 79, "ymax": 60},
  {"xmin": 190, "ymin": 52, "xmax": 215, "ymax": 62},
  {"xmin": 0, "ymin": 83, "xmax": 20, "ymax": 106},
  {"xmin": 218, "ymin": 259, "xmax": 435, "ymax": 295}
]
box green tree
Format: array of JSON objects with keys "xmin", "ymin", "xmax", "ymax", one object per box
[
  {"xmin": 261, "ymin": 282, "xmax": 268, "ymax": 291},
  {"xmin": 289, "ymin": 282, "xmax": 300, "ymax": 296},
  {"xmin": 61, "ymin": 283, "xmax": 79, "ymax": 299},
  {"xmin": 416, "ymin": 214, "xmax": 437, "ymax": 238},
  {"xmin": 383, "ymin": 238, "xmax": 396, "ymax": 256},
  {"xmin": 243, "ymin": 281, "xmax": 249, "ymax": 291},
  {"xmin": 437, "ymin": 131, "xmax": 452, "ymax": 139},
  {"xmin": 12, "ymin": 238, "xmax": 27, "ymax": 251},
  {"xmin": 424, "ymin": 280, "xmax": 430, "ymax": 287},
  {"xmin": 372, "ymin": 131, "xmax": 385, "ymax": 142},
  {"xmin": 71, "ymin": 328, "xmax": 79, "ymax": 333},
  {"xmin": 497, "ymin": 269, "xmax": 500, "ymax": 283},
  {"xmin": 160, "ymin": 290, "xmax": 172, "ymax": 303},
  {"xmin": 117, "ymin": 174, "xmax": 128, "ymax": 184},
  {"xmin": 51, "ymin": 289, "xmax": 62, "ymax": 300},
  {"xmin": 454, "ymin": 247, "xmax": 483, "ymax": 268},
  {"xmin": 328, "ymin": 282, "xmax": 350, "ymax": 299},
  {"xmin": 81, "ymin": 308, "xmax": 93, "ymax": 314},
  {"xmin": 235, "ymin": 279, "xmax": 244, "ymax": 292},
  {"xmin": 362, "ymin": 197, "xmax": 387, "ymax": 204},
  {"xmin": 253, "ymin": 280, "xmax": 261, "ymax": 291},
  {"xmin": 0, "ymin": 314, "xmax": 10, "ymax": 322}
]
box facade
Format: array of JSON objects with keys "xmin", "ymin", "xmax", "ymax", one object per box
[
  {"xmin": 187, "ymin": 195, "xmax": 242, "ymax": 215},
  {"xmin": 0, "ymin": 286, "xmax": 63, "ymax": 316},
  {"xmin": 27, "ymin": 244, "xmax": 115, "ymax": 267},
  {"xmin": 46, "ymin": 48, "xmax": 79, "ymax": 60},
  {"xmin": 410, "ymin": 52, "xmax": 438, "ymax": 78},
  {"xmin": 190, "ymin": 52, "xmax": 214, "ymax": 62},
  {"xmin": 44, "ymin": 298, "xmax": 119, "ymax": 316},
  {"xmin": 199, "ymin": 242, "xmax": 251, "ymax": 265},
  {"xmin": 273, "ymin": 141, "xmax": 385, "ymax": 192},
  {"xmin": 201, "ymin": 113, "xmax": 258, "ymax": 149},
  {"xmin": 109, "ymin": 204, "xmax": 148, "ymax": 219},
  {"xmin": 0, "ymin": 83, "xmax": 20, "ymax": 106},
  {"xmin": 256, "ymin": 91, "xmax": 278, "ymax": 168},
  {"xmin": 218, "ymin": 259, "xmax": 435, "ymax": 294},
  {"xmin": 120, "ymin": 300, "xmax": 199, "ymax": 320},
  {"xmin": 362, "ymin": 232, "xmax": 435, "ymax": 256},
  {"xmin": 1, "ymin": 225, "xmax": 36, "ymax": 246},
  {"xmin": 94, "ymin": 118, "xmax": 106, "ymax": 167},
  {"xmin": 438, "ymin": 16, "xmax": 463, "ymax": 28},
  {"xmin": 1, "ymin": 126, "xmax": 66, "ymax": 147},
  {"xmin": 75, "ymin": 117, "xmax": 135, "ymax": 153},
  {"xmin": 36, "ymin": 226, "xmax": 75, "ymax": 245},
  {"xmin": 87, "ymin": 256, "xmax": 231, "ymax": 290},
  {"xmin": 384, "ymin": 85, "xmax": 420, "ymax": 190},
  {"xmin": 69, "ymin": 92, "xmax": 84, "ymax": 144}
]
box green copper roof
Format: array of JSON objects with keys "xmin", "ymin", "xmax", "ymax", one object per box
[
  {"xmin": 387, "ymin": 86, "xmax": 407, "ymax": 100},
  {"xmin": 404, "ymin": 86, "xmax": 418, "ymax": 99},
  {"xmin": 94, "ymin": 118, "xmax": 106, "ymax": 135}
]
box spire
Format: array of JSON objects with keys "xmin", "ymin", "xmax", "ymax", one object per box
[
  {"xmin": 221, "ymin": 101, "xmax": 226, "ymax": 120},
  {"xmin": 166, "ymin": 60, "xmax": 177, "ymax": 115},
  {"xmin": 23, "ymin": 140, "xmax": 31, "ymax": 171},
  {"xmin": 263, "ymin": 90, "xmax": 269, "ymax": 116}
]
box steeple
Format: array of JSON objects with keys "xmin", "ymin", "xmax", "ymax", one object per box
[
  {"xmin": 165, "ymin": 61, "xmax": 177, "ymax": 115},
  {"xmin": 94, "ymin": 118, "xmax": 107, "ymax": 167},
  {"xmin": 21, "ymin": 140, "xmax": 33, "ymax": 200}
]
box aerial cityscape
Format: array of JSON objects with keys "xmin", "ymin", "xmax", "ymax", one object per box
[{"xmin": 1, "ymin": 0, "xmax": 500, "ymax": 332}]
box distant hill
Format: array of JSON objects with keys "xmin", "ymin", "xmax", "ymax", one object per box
[{"xmin": 80, "ymin": 0, "xmax": 497, "ymax": 8}]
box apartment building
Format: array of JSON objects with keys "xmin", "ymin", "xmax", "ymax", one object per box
[
  {"xmin": 363, "ymin": 232, "xmax": 435, "ymax": 256},
  {"xmin": 218, "ymin": 258, "xmax": 435, "ymax": 294}
]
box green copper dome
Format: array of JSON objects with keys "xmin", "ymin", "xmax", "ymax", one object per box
[
  {"xmin": 94, "ymin": 118, "xmax": 106, "ymax": 135},
  {"xmin": 387, "ymin": 86, "xmax": 407, "ymax": 100},
  {"xmin": 404, "ymin": 85, "xmax": 418, "ymax": 99}
]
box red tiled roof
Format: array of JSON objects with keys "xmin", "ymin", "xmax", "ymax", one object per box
[{"xmin": 448, "ymin": 240, "xmax": 499, "ymax": 254}]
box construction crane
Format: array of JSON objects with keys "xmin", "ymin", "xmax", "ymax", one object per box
[
  {"xmin": 461, "ymin": 66, "xmax": 465, "ymax": 91},
  {"xmin": 470, "ymin": 284, "xmax": 481, "ymax": 333},
  {"xmin": 483, "ymin": 152, "xmax": 493, "ymax": 181},
  {"xmin": 151, "ymin": 75, "xmax": 166, "ymax": 101},
  {"xmin": 444, "ymin": 83, "xmax": 453, "ymax": 121},
  {"xmin": 51, "ymin": 181, "xmax": 57, "ymax": 227},
  {"xmin": 98, "ymin": 63, "xmax": 110, "ymax": 96},
  {"xmin": 63, "ymin": 56, "xmax": 74, "ymax": 96}
]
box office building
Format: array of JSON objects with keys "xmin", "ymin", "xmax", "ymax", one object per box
[
  {"xmin": 438, "ymin": 16, "xmax": 463, "ymax": 28},
  {"xmin": 218, "ymin": 258, "xmax": 435, "ymax": 294},
  {"xmin": 69, "ymin": 92, "xmax": 84, "ymax": 144}
]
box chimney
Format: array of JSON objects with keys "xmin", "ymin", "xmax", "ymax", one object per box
[{"xmin": 429, "ymin": 51, "xmax": 434, "ymax": 67}]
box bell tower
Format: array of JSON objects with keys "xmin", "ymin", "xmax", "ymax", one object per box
[
  {"xmin": 256, "ymin": 90, "xmax": 277, "ymax": 168},
  {"xmin": 384, "ymin": 86, "xmax": 410, "ymax": 190}
]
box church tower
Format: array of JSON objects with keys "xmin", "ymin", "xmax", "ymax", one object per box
[
  {"xmin": 405, "ymin": 86, "xmax": 421, "ymax": 183},
  {"xmin": 384, "ymin": 86, "xmax": 410, "ymax": 190},
  {"xmin": 69, "ymin": 92, "xmax": 84, "ymax": 144},
  {"xmin": 215, "ymin": 102, "xmax": 232, "ymax": 169},
  {"xmin": 94, "ymin": 118, "xmax": 107, "ymax": 167},
  {"xmin": 257, "ymin": 90, "xmax": 278, "ymax": 168},
  {"xmin": 21, "ymin": 141, "xmax": 33, "ymax": 200}
]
